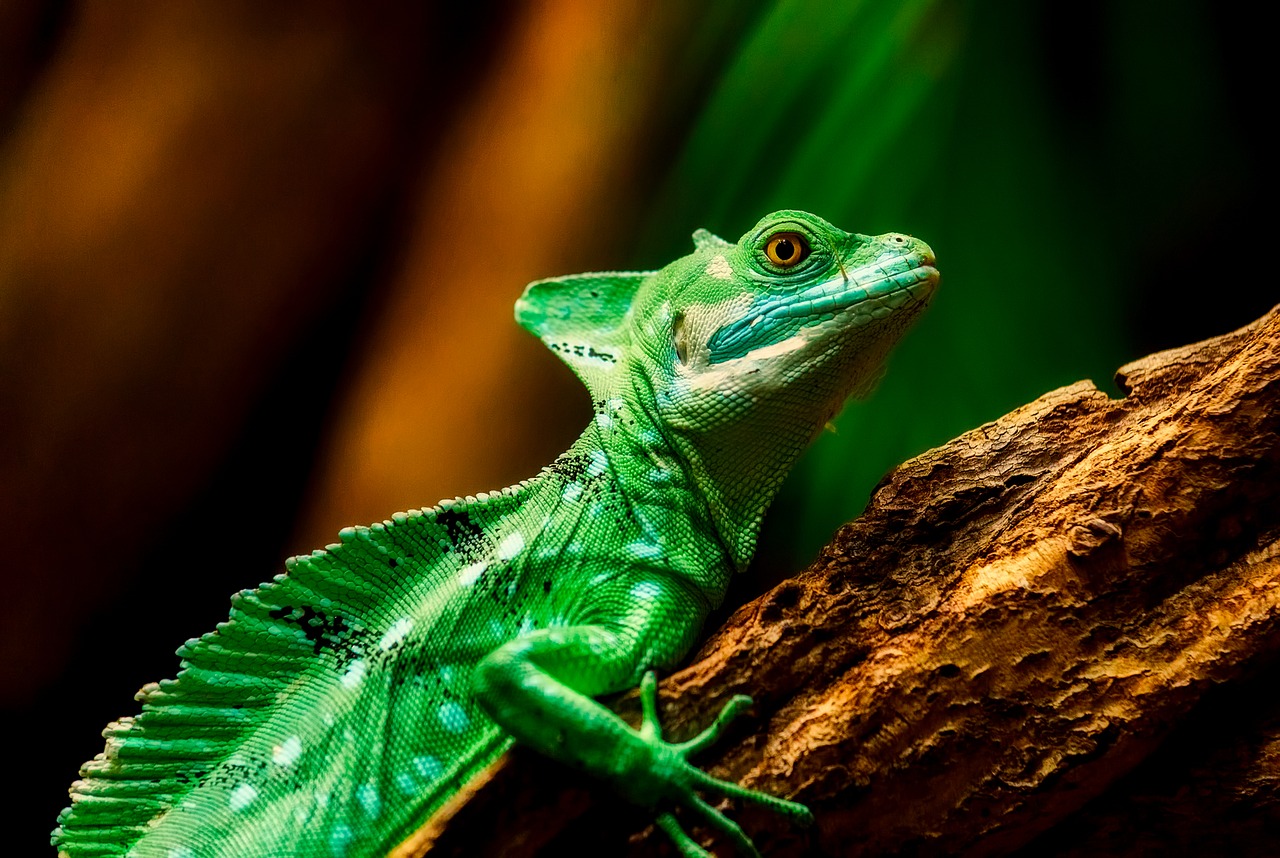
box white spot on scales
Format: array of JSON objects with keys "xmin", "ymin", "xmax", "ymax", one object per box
[
  {"xmin": 438, "ymin": 701, "xmax": 470, "ymax": 733},
  {"xmin": 357, "ymin": 783, "xmax": 381, "ymax": 819},
  {"xmin": 497, "ymin": 531, "xmax": 525, "ymax": 561},
  {"xmin": 272, "ymin": 735, "xmax": 302, "ymax": 767},
  {"xmin": 458, "ymin": 561, "xmax": 487, "ymax": 587},
  {"xmin": 378, "ymin": 617, "xmax": 414, "ymax": 650},
  {"xmin": 329, "ymin": 822, "xmax": 353, "ymax": 857},
  {"xmin": 414, "ymin": 754, "xmax": 443, "ymax": 781},
  {"xmin": 341, "ymin": 659, "xmax": 365, "ymax": 690},
  {"xmin": 706, "ymin": 254, "xmax": 734, "ymax": 280},
  {"xmin": 229, "ymin": 783, "xmax": 258, "ymax": 812},
  {"xmin": 629, "ymin": 580, "xmax": 664, "ymax": 602}
]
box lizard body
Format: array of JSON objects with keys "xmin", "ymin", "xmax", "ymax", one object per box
[{"xmin": 54, "ymin": 211, "xmax": 937, "ymax": 857}]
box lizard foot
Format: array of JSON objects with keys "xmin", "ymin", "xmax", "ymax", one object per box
[{"xmin": 635, "ymin": 671, "xmax": 813, "ymax": 858}]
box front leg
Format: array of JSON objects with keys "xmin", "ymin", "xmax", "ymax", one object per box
[{"xmin": 469, "ymin": 572, "xmax": 812, "ymax": 857}]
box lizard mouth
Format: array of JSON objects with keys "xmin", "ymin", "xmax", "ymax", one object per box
[
  {"xmin": 784, "ymin": 250, "xmax": 938, "ymax": 321},
  {"xmin": 707, "ymin": 252, "xmax": 938, "ymax": 363}
]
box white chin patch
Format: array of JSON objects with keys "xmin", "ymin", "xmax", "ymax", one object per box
[{"xmin": 686, "ymin": 330, "xmax": 815, "ymax": 395}]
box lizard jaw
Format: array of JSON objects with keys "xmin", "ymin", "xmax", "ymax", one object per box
[{"xmin": 706, "ymin": 250, "xmax": 938, "ymax": 364}]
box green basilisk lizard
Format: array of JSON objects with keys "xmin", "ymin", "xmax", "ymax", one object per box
[{"xmin": 54, "ymin": 210, "xmax": 937, "ymax": 857}]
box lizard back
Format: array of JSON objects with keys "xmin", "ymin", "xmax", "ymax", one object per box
[{"xmin": 54, "ymin": 444, "xmax": 676, "ymax": 856}]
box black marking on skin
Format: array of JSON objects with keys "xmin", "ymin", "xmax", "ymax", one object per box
[
  {"xmin": 202, "ymin": 758, "xmax": 268, "ymax": 789},
  {"xmin": 549, "ymin": 452, "xmax": 593, "ymax": 482},
  {"xmin": 598, "ymin": 480, "xmax": 632, "ymax": 528},
  {"xmin": 198, "ymin": 753, "xmax": 304, "ymax": 796},
  {"xmin": 387, "ymin": 649, "xmax": 418, "ymax": 688},
  {"xmin": 436, "ymin": 508, "xmax": 489, "ymax": 563},
  {"xmin": 269, "ymin": 605, "xmax": 369, "ymax": 665},
  {"xmin": 547, "ymin": 342, "xmax": 616, "ymax": 363},
  {"xmin": 587, "ymin": 346, "xmax": 615, "ymax": 362},
  {"xmin": 388, "ymin": 648, "xmax": 448, "ymax": 692},
  {"xmin": 176, "ymin": 765, "xmax": 210, "ymax": 786},
  {"xmin": 480, "ymin": 559, "xmax": 528, "ymax": 618}
]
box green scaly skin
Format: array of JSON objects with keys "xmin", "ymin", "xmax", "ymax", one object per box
[{"xmin": 54, "ymin": 211, "xmax": 937, "ymax": 857}]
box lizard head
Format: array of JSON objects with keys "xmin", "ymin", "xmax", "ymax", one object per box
[
  {"xmin": 643, "ymin": 209, "xmax": 938, "ymax": 434},
  {"xmin": 516, "ymin": 210, "xmax": 937, "ymax": 566},
  {"xmin": 517, "ymin": 210, "xmax": 936, "ymax": 416}
]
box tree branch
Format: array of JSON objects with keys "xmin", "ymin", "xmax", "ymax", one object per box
[{"xmin": 397, "ymin": 307, "xmax": 1280, "ymax": 857}]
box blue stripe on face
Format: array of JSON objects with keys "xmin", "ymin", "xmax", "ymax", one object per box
[{"xmin": 706, "ymin": 253, "xmax": 935, "ymax": 363}]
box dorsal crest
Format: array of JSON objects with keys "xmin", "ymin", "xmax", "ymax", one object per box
[{"xmin": 515, "ymin": 270, "xmax": 652, "ymax": 397}]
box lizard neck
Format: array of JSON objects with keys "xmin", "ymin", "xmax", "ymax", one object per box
[
  {"xmin": 667, "ymin": 411, "xmax": 820, "ymax": 572},
  {"xmin": 598, "ymin": 372, "xmax": 820, "ymax": 576},
  {"xmin": 570, "ymin": 384, "xmax": 735, "ymax": 602}
]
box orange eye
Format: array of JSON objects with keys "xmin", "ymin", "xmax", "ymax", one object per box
[{"xmin": 764, "ymin": 232, "xmax": 808, "ymax": 267}]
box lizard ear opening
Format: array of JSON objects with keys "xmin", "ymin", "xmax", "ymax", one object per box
[{"xmin": 515, "ymin": 270, "xmax": 653, "ymax": 396}]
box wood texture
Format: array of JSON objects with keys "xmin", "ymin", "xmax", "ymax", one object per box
[{"xmin": 402, "ymin": 307, "xmax": 1280, "ymax": 856}]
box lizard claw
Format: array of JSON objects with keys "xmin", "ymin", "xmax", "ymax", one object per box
[
  {"xmin": 656, "ymin": 811, "xmax": 717, "ymax": 858},
  {"xmin": 637, "ymin": 671, "xmax": 813, "ymax": 856}
]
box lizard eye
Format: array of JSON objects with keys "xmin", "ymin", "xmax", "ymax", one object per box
[{"xmin": 764, "ymin": 232, "xmax": 809, "ymax": 268}]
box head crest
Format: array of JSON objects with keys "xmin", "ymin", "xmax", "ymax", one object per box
[
  {"xmin": 692, "ymin": 228, "xmax": 731, "ymax": 250},
  {"xmin": 515, "ymin": 270, "xmax": 653, "ymax": 396}
]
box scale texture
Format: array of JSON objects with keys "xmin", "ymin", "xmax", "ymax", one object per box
[{"xmin": 54, "ymin": 211, "xmax": 936, "ymax": 857}]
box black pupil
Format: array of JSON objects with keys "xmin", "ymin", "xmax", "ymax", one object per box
[{"xmin": 774, "ymin": 238, "xmax": 795, "ymax": 261}]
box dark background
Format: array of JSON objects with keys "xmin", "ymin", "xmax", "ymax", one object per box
[{"xmin": 1, "ymin": 1, "xmax": 1270, "ymax": 853}]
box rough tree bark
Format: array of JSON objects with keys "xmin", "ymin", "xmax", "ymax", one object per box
[{"xmin": 396, "ymin": 307, "xmax": 1280, "ymax": 857}]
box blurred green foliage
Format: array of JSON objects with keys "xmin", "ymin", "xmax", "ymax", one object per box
[{"xmin": 633, "ymin": 0, "xmax": 1259, "ymax": 567}]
